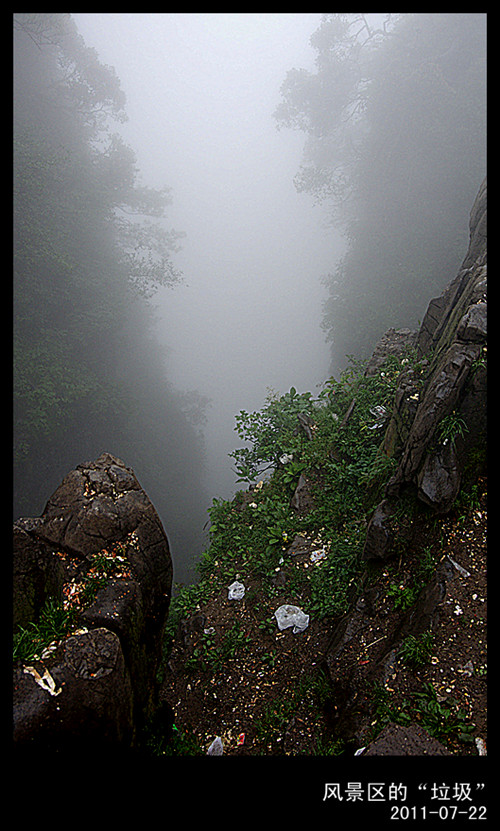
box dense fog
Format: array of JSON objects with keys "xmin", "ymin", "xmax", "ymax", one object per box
[
  {"xmin": 71, "ymin": 12, "xmax": 340, "ymax": 501},
  {"xmin": 13, "ymin": 13, "xmax": 486, "ymax": 585}
]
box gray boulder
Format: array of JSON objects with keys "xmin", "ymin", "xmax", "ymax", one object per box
[{"xmin": 13, "ymin": 452, "xmax": 173, "ymax": 750}]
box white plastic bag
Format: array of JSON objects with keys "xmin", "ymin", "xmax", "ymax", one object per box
[
  {"xmin": 228, "ymin": 580, "xmax": 245, "ymax": 600},
  {"xmin": 274, "ymin": 604, "xmax": 309, "ymax": 633},
  {"xmin": 207, "ymin": 736, "xmax": 224, "ymax": 755}
]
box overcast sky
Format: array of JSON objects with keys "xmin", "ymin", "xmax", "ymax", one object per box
[{"xmin": 72, "ymin": 13, "xmax": 344, "ymax": 498}]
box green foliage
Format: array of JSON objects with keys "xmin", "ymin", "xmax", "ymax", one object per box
[
  {"xmin": 229, "ymin": 387, "xmax": 316, "ymax": 482},
  {"xmin": 308, "ymin": 531, "xmax": 362, "ymax": 619},
  {"xmin": 436, "ymin": 410, "xmax": 469, "ymax": 446},
  {"xmin": 253, "ymin": 669, "xmax": 337, "ymax": 753},
  {"xmin": 398, "ymin": 631, "xmax": 435, "ymax": 668},
  {"xmin": 169, "ymin": 352, "xmax": 421, "ymax": 639},
  {"xmin": 184, "ymin": 621, "xmax": 251, "ymax": 676},
  {"xmin": 372, "ymin": 681, "xmax": 475, "ymax": 745},
  {"xmin": 412, "ymin": 683, "xmax": 475, "ymax": 743},
  {"xmin": 13, "ymin": 598, "xmax": 77, "ymax": 663},
  {"xmin": 387, "ymin": 581, "xmax": 419, "ymax": 611}
]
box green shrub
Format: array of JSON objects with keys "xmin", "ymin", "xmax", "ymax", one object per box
[
  {"xmin": 13, "ymin": 597, "xmax": 77, "ymax": 663},
  {"xmin": 398, "ymin": 631, "xmax": 434, "ymax": 667}
]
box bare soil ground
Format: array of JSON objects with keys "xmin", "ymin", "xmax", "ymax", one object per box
[{"xmin": 158, "ymin": 478, "xmax": 487, "ymax": 757}]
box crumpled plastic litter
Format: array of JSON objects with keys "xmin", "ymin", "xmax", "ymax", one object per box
[
  {"xmin": 207, "ymin": 736, "xmax": 224, "ymax": 755},
  {"xmin": 368, "ymin": 405, "xmax": 388, "ymax": 429},
  {"xmin": 275, "ymin": 604, "xmax": 309, "ymax": 633},
  {"xmin": 370, "ymin": 405, "xmax": 388, "ymax": 419},
  {"xmin": 23, "ymin": 666, "xmax": 62, "ymax": 696},
  {"xmin": 228, "ymin": 580, "xmax": 245, "ymax": 600},
  {"xmin": 475, "ymin": 737, "xmax": 487, "ymax": 756},
  {"xmin": 310, "ymin": 547, "xmax": 327, "ymax": 562},
  {"xmin": 447, "ymin": 554, "xmax": 471, "ymax": 578}
]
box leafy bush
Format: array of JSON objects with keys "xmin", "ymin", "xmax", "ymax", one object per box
[
  {"xmin": 398, "ymin": 631, "xmax": 435, "ymax": 667},
  {"xmin": 229, "ymin": 387, "xmax": 317, "ymax": 482}
]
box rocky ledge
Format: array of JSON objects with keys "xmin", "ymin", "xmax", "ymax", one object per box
[{"xmin": 13, "ymin": 452, "xmax": 172, "ymax": 751}]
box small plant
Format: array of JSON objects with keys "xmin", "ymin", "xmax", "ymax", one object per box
[
  {"xmin": 371, "ymin": 683, "xmax": 412, "ymax": 734},
  {"xmin": 280, "ymin": 457, "xmax": 307, "ymax": 489},
  {"xmin": 184, "ymin": 621, "xmax": 251, "ymax": 675},
  {"xmin": 255, "ymin": 695, "xmax": 297, "ymax": 750},
  {"xmin": 417, "ymin": 545, "xmax": 438, "ymax": 583},
  {"xmin": 13, "ymin": 597, "xmax": 77, "ymax": 663},
  {"xmin": 398, "ymin": 631, "xmax": 434, "ymax": 667},
  {"xmin": 229, "ymin": 387, "xmax": 317, "ymax": 483},
  {"xmin": 412, "ymin": 682, "xmax": 475, "ymax": 744},
  {"xmin": 315, "ymin": 735, "xmax": 346, "ymax": 756},
  {"xmin": 260, "ymin": 650, "xmax": 278, "ymax": 668},
  {"xmin": 371, "ymin": 682, "xmax": 475, "ymax": 746},
  {"xmin": 387, "ymin": 581, "xmax": 419, "ymax": 610},
  {"xmin": 436, "ymin": 410, "xmax": 469, "ymax": 446}
]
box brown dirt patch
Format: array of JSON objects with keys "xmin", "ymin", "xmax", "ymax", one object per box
[{"xmin": 158, "ymin": 478, "xmax": 487, "ymax": 756}]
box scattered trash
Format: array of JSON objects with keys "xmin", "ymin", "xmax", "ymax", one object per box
[
  {"xmin": 447, "ymin": 554, "xmax": 471, "ymax": 578},
  {"xmin": 228, "ymin": 580, "xmax": 245, "ymax": 600},
  {"xmin": 23, "ymin": 666, "xmax": 62, "ymax": 696},
  {"xmin": 204, "ymin": 626, "xmax": 216, "ymax": 635},
  {"xmin": 40, "ymin": 641, "xmax": 58, "ymax": 660},
  {"xmin": 236, "ymin": 733, "xmax": 245, "ymax": 746},
  {"xmin": 370, "ymin": 405, "xmax": 388, "ymax": 419},
  {"xmin": 207, "ymin": 736, "xmax": 224, "ymax": 755},
  {"xmin": 475, "ymin": 737, "xmax": 487, "ymax": 756},
  {"xmin": 279, "ymin": 453, "xmax": 294, "ymax": 465},
  {"xmin": 368, "ymin": 405, "xmax": 388, "ymax": 429},
  {"xmin": 354, "ymin": 746, "xmax": 366, "ymax": 756},
  {"xmin": 310, "ymin": 547, "xmax": 327, "ymax": 563},
  {"xmin": 275, "ymin": 604, "xmax": 309, "ymax": 633}
]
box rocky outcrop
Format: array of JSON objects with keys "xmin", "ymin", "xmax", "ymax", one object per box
[
  {"xmin": 364, "ymin": 327, "xmax": 417, "ymax": 378},
  {"xmin": 364, "ymin": 177, "xmax": 486, "ymax": 559},
  {"xmin": 13, "ymin": 452, "xmax": 173, "ymax": 751},
  {"xmin": 322, "ymin": 179, "xmax": 486, "ymax": 753}
]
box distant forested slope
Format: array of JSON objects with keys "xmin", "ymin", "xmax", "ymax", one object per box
[
  {"xmin": 275, "ymin": 13, "xmax": 486, "ymax": 373},
  {"xmin": 13, "ymin": 13, "xmax": 208, "ymax": 582}
]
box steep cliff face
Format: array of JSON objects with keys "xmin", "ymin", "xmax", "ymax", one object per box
[
  {"xmin": 322, "ymin": 177, "xmax": 487, "ymax": 754},
  {"xmin": 364, "ymin": 177, "xmax": 486, "ymax": 558}
]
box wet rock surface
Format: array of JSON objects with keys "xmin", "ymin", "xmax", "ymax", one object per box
[
  {"xmin": 365, "ymin": 177, "xmax": 486, "ymax": 558},
  {"xmin": 13, "ymin": 452, "xmax": 173, "ymax": 750}
]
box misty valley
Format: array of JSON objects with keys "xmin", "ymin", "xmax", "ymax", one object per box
[{"xmin": 13, "ymin": 13, "xmax": 487, "ymax": 770}]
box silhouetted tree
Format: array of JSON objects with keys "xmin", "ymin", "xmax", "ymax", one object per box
[
  {"xmin": 275, "ymin": 13, "xmax": 486, "ymax": 371},
  {"xmin": 14, "ymin": 14, "xmax": 209, "ymax": 582}
]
